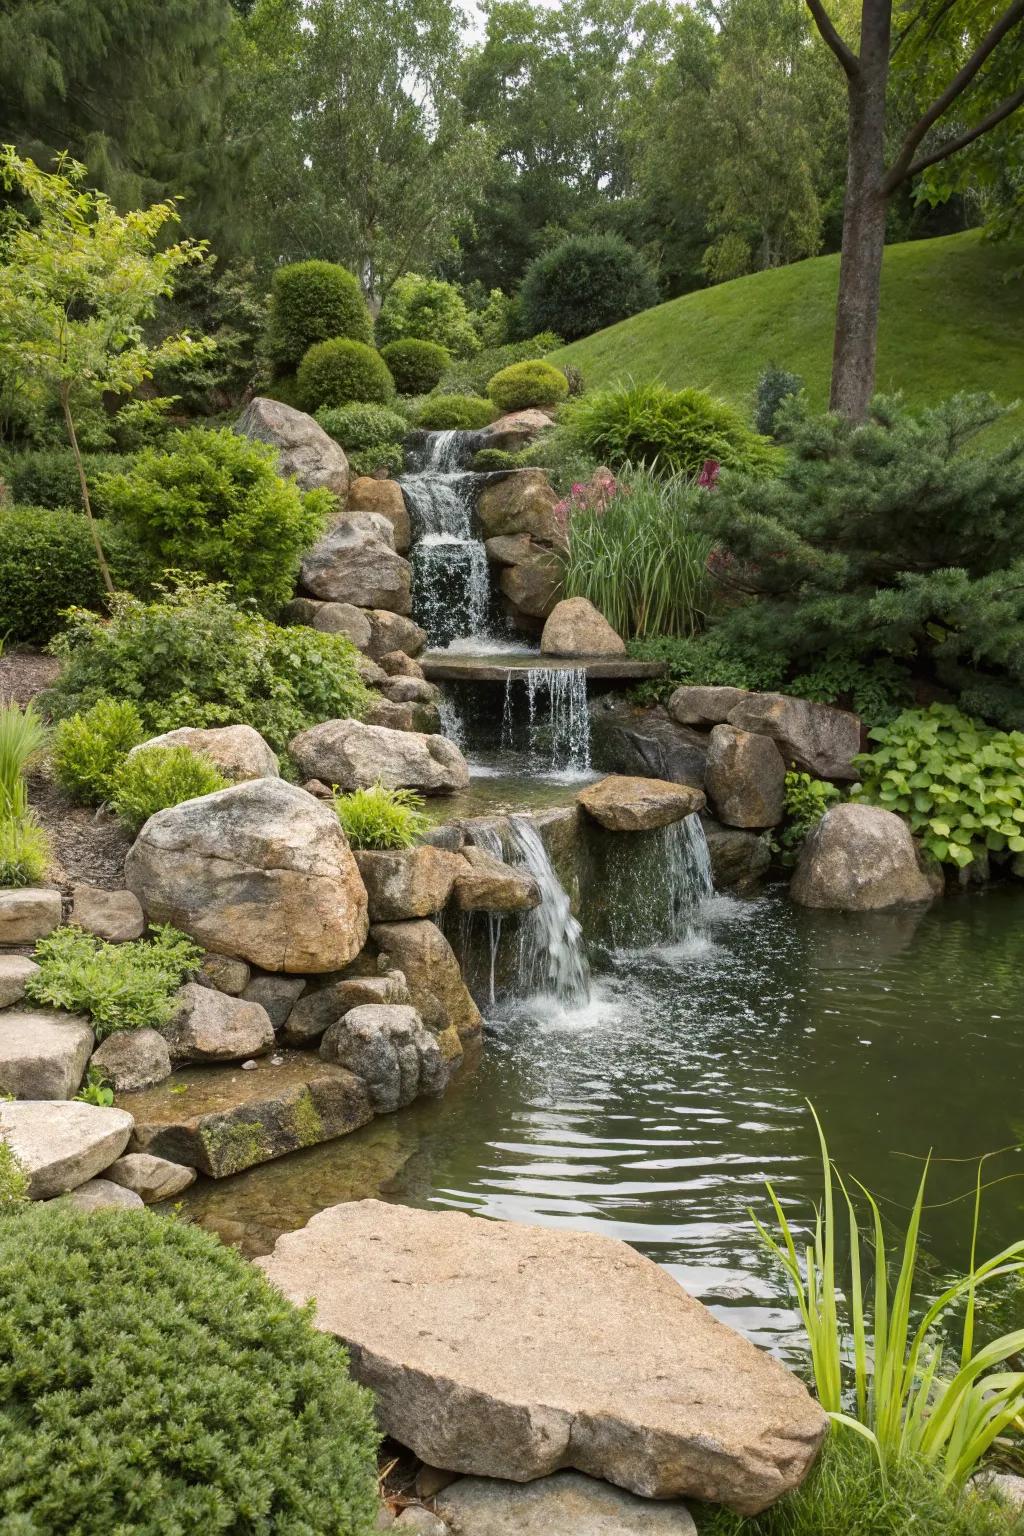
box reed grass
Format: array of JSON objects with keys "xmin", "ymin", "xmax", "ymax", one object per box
[{"xmin": 0, "ymin": 700, "xmax": 46, "ymax": 820}]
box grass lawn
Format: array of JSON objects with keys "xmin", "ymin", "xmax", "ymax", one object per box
[{"xmin": 551, "ymin": 230, "xmax": 1024, "ymax": 444}]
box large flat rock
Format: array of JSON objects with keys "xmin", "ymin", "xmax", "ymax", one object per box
[
  {"xmin": 0, "ymin": 1100, "xmax": 134, "ymax": 1197},
  {"xmin": 437, "ymin": 1471, "xmax": 697, "ymax": 1534},
  {"xmin": 422, "ymin": 654, "xmax": 664, "ymax": 684},
  {"xmin": 258, "ymin": 1201, "xmax": 826, "ymax": 1515},
  {"xmin": 0, "ymin": 1009, "xmax": 94, "ymax": 1099}
]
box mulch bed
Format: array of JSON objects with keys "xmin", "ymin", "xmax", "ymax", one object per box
[{"xmin": 0, "ymin": 649, "xmax": 61, "ymax": 708}]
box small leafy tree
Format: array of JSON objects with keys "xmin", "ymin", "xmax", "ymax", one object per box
[{"xmin": 0, "ymin": 149, "xmax": 210, "ymax": 593}]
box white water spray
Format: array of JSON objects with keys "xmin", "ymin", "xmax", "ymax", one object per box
[
  {"xmin": 500, "ymin": 668, "xmax": 591, "ymax": 774},
  {"xmin": 400, "ymin": 431, "xmax": 492, "ymax": 649}
]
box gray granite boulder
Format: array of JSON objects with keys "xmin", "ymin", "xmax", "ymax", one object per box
[
  {"xmin": 65, "ymin": 1177, "xmax": 145, "ymax": 1212},
  {"xmin": 127, "ymin": 724, "xmax": 279, "ymax": 783},
  {"xmin": 90, "ymin": 1027, "xmax": 172, "ymax": 1092},
  {"xmin": 236, "ymin": 396, "xmax": 349, "ymax": 496},
  {"xmin": 0, "ymin": 955, "xmax": 39, "ymax": 1009},
  {"xmin": 705, "ymin": 725, "xmax": 786, "ymax": 829},
  {"xmin": 371, "ymin": 920, "xmax": 483, "ymax": 1038},
  {"xmin": 320, "ymin": 1004, "xmax": 446, "ymax": 1112},
  {"xmin": 726, "ymin": 694, "xmax": 861, "ymax": 781},
  {"xmin": 0, "ymin": 887, "xmax": 61, "ymax": 945},
  {"xmin": 289, "ymin": 719, "xmax": 469, "ymax": 796},
  {"xmin": 105, "ymin": 1151, "xmax": 197, "ymax": 1201},
  {"xmin": 437, "ymin": 1472, "xmax": 697, "ymax": 1534},
  {"xmin": 0, "ymin": 1010, "xmax": 93, "ymax": 1099},
  {"xmin": 70, "ymin": 884, "xmax": 146, "ymax": 942},
  {"xmin": 162, "ymin": 983, "xmax": 275, "ymax": 1064},
  {"xmin": 668, "ymin": 685, "xmax": 752, "ymax": 729},
  {"xmin": 300, "ymin": 514, "xmax": 412, "ymax": 614},
  {"xmin": 791, "ymin": 803, "xmax": 943, "ymax": 909},
  {"xmin": 541, "ymin": 598, "xmax": 625, "ymax": 658},
  {"xmin": 0, "ymin": 1100, "xmax": 134, "ymax": 1197}
]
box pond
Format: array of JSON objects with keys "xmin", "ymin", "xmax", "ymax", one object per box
[{"xmin": 173, "ymin": 879, "xmax": 1024, "ymax": 1362}]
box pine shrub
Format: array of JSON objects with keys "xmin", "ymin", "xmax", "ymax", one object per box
[
  {"xmin": 109, "ymin": 745, "xmax": 229, "ymax": 833},
  {"xmin": 434, "ymin": 334, "xmax": 562, "ymax": 397},
  {"xmin": 415, "ymin": 395, "xmax": 496, "ymax": 431},
  {"xmin": 52, "ymin": 698, "xmax": 145, "ymax": 806},
  {"xmin": 487, "ymin": 360, "xmax": 569, "ymax": 413},
  {"xmin": 754, "ymin": 364, "xmax": 804, "ymax": 437},
  {"xmin": 266, "ymin": 260, "xmax": 373, "ymax": 372},
  {"xmin": 519, "ymin": 234, "xmax": 658, "ymax": 342},
  {"xmin": 380, "ymin": 338, "xmax": 450, "ymax": 394},
  {"xmin": 26, "ymin": 924, "xmax": 202, "ymax": 1038},
  {"xmin": 297, "ymin": 339, "xmax": 395, "ymax": 412}
]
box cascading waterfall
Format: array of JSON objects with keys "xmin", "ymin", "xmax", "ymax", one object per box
[
  {"xmin": 399, "ymin": 431, "xmax": 491, "ymax": 649},
  {"xmin": 598, "ymin": 813, "xmax": 715, "ymax": 952},
  {"xmin": 500, "ymin": 668, "xmax": 591, "ymax": 775}
]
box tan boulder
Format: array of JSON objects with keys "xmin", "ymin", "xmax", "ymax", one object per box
[
  {"xmin": 451, "ymin": 847, "xmax": 541, "ymax": 912},
  {"xmin": 726, "ymin": 694, "xmax": 861, "ymax": 781},
  {"xmin": 476, "ymin": 409, "xmax": 555, "ymax": 452},
  {"xmin": 300, "ymin": 514, "xmax": 412, "ymax": 614},
  {"xmin": 668, "ymin": 686, "xmax": 752, "ymax": 729},
  {"xmin": 289, "ymin": 719, "xmax": 469, "ymax": 796},
  {"xmin": 127, "ymin": 724, "xmax": 279, "ymax": 783},
  {"xmin": 70, "ymin": 883, "xmax": 146, "ymax": 942},
  {"xmin": 0, "ymin": 1100, "xmax": 134, "ymax": 1197},
  {"xmin": 577, "ymin": 775, "xmax": 705, "ymax": 832},
  {"xmin": 354, "ymin": 847, "xmax": 463, "ymax": 921},
  {"xmin": 371, "ymin": 920, "xmax": 483, "ymax": 1038},
  {"xmin": 378, "ymin": 650, "xmax": 425, "ymax": 679},
  {"xmin": 281, "ymin": 598, "xmax": 373, "ymax": 650},
  {"xmin": 477, "ymin": 470, "xmax": 563, "ymax": 545},
  {"xmin": 499, "ymin": 554, "xmax": 562, "ymax": 620},
  {"xmin": 0, "ymin": 887, "xmax": 61, "ymax": 946},
  {"xmin": 347, "ymin": 477, "xmax": 412, "ymax": 552},
  {"xmin": 541, "ymin": 598, "xmax": 625, "ymax": 658},
  {"xmin": 363, "ymin": 610, "xmax": 428, "ymax": 660},
  {"xmin": 790, "ymin": 803, "xmax": 943, "ymax": 910},
  {"xmin": 235, "ymin": 397, "xmax": 349, "ymax": 497},
  {"xmin": 105, "ymin": 1152, "xmax": 197, "ymax": 1202},
  {"xmin": 705, "ymin": 725, "xmax": 786, "ymax": 829},
  {"xmin": 162, "ymin": 983, "xmax": 275, "ymax": 1064},
  {"xmin": 0, "ymin": 955, "xmax": 40, "ymax": 1008},
  {"xmin": 0, "ymin": 1009, "xmax": 93, "ymax": 1099},
  {"xmin": 90, "ymin": 1028, "xmax": 172, "ymax": 1092},
  {"xmin": 437, "ymin": 1473, "xmax": 697, "ymax": 1535}
]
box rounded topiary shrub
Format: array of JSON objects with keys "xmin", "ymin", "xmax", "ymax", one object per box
[
  {"xmin": 0, "ymin": 507, "xmax": 111, "ymax": 645},
  {"xmin": 316, "ymin": 403, "xmax": 410, "ymax": 454},
  {"xmin": 298, "ymin": 339, "xmax": 395, "ymax": 412},
  {"xmin": 415, "ymin": 394, "xmax": 497, "ymax": 431},
  {"xmin": 380, "ymin": 338, "xmax": 451, "ymax": 395},
  {"xmin": 487, "ymin": 360, "xmax": 569, "ymax": 413},
  {"xmin": 0, "ymin": 1204, "xmax": 380, "ymax": 1533},
  {"xmin": 267, "ymin": 260, "xmax": 373, "ymax": 372},
  {"xmin": 519, "ymin": 234, "xmax": 659, "ymax": 343}
]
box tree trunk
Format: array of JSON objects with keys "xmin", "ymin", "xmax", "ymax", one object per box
[
  {"xmin": 61, "ymin": 385, "xmax": 115, "ymax": 597},
  {"xmin": 829, "ymin": 0, "xmax": 891, "ymax": 422}
]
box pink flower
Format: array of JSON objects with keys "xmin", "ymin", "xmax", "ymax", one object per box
[{"xmin": 697, "ymin": 459, "xmax": 720, "ymax": 489}]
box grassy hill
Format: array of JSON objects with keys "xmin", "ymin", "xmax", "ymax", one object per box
[{"xmin": 551, "ymin": 230, "xmax": 1024, "ymax": 443}]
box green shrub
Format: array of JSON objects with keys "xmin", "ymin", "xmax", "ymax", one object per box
[
  {"xmin": 5, "ymin": 449, "xmax": 129, "ymax": 513},
  {"xmin": 471, "ymin": 447, "xmax": 519, "ymax": 471},
  {"xmin": 487, "ymin": 360, "xmax": 569, "ymax": 413},
  {"xmin": 0, "ymin": 699, "xmax": 46, "ymax": 820},
  {"xmin": 48, "ymin": 580, "xmax": 371, "ymax": 755},
  {"xmin": 377, "ymin": 274, "xmax": 478, "ymax": 357},
  {"xmin": 52, "ymin": 698, "xmax": 145, "ymax": 806},
  {"xmin": 315, "ymin": 402, "xmax": 410, "ymax": 454},
  {"xmin": 110, "ymin": 745, "xmax": 229, "ymax": 833},
  {"xmin": 348, "ymin": 443, "xmax": 406, "ymax": 478},
  {"xmin": 508, "ymin": 425, "xmax": 600, "ymax": 496},
  {"xmin": 519, "ymin": 234, "xmax": 658, "ymax": 343},
  {"xmin": 0, "ymin": 1139, "xmax": 29, "ymax": 1209},
  {"xmin": 754, "ymin": 363, "xmax": 804, "ymax": 437},
  {"xmin": 415, "ymin": 394, "xmax": 496, "ymax": 431},
  {"xmin": 786, "ymin": 653, "xmax": 911, "ymax": 726},
  {"xmin": 0, "ymin": 1203, "xmax": 380, "ymax": 1531},
  {"xmin": 626, "ymin": 633, "xmax": 788, "ymax": 705},
  {"xmin": 0, "ymin": 507, "xmax": 110, "ymax": 645},
  {"xmin": 851, "ymin": 704, "xmax": 1024, "ymax": 870},
  {"xmin": 773, "ymin": 771, "xmax": 842, "ymax": 864},
  {"xmin": 297, "ymin": 339, "xmax": 394, "ymax": 412},
  {"xmin": 565, "ymin": 381, "xmax": 777, "ymax": 479},
  {"xmin": 435, "ymin": 334, "xmax": 562, "ymax": 398},
  {"xmin": 380, "ymin": 338, "xmax": 450, "ymax": 395},
  {"xmin": 266, "ymin": 260, "xmax": 372, "ymax": 372},
  {"xmin": 26, "ymin": 924, "xmax": 202, "ymax": 1039},
  {"xmin": 100, "ymin": 427, "xmax": 331, "ymax": 615},
  {"xmin": 333, "ymin": 783, "xmax": 429, "ymax": 849},
  {"xmin": 0, "ymin": 813, "xmax": 50, "ymax": 888},
  {"xmin": 261, "ymin": 372, "xmax": 304, "ymax": 410}
]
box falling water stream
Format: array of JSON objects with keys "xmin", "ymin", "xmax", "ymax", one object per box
[
  {"xmin": 399, "ymin": 431, "xmax": 492, "ymax": 649},
  {"xmin": 498, "ymin": 668, "xmax": 592, "ymax": 776}
]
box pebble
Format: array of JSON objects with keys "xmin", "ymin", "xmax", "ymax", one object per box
[{"xmin": 241, "ymin": 1059, "xmax": 258, "ymax": 1071}]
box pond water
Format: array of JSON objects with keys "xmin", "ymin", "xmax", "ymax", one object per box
[{"xmin": 174, "ymin": 880, "xmax": 1024, "ymax": 1363}]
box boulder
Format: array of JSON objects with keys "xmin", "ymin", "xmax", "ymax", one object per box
[
  {"xmin": 0, "ymin": 887, "xmax": 61, "ymax": 945},
  {"xmin": 726, "ymin": 694, "xmax": 861, "ymax": 781},
  {"xmin": 577, "ymin": 776, "xmax": 706, "ymax": 833},
  {"xmin": 668, "ymin": 686, "xmax": 752, "ymax": 729},
  {"xmin": 70, "ymin": 884, "xmax": 146, "ymax": 942},
  {"xmin": 541, "ymin": 598, "xmax": 625, "ymax": 658},
  {"xmin": 365, "ymin": 698, "xmax": 440, "ymax": 735},
  {"xmin": 371, "ymin": 920, "xmax": 483, "ymax": 1038},
  {"xmin": 437, "ymin": 1472, "xmax": 697, "ymax": 1535},
  {"xmin": 258, "ymin": 1200, "xmax": 826, "ymax": 1515},
  {"xmin": 235, "ymin": 397, "xmax": 349, "ymax": 497},
  {"xmin": 378, "ymin": 676, "xmax": 438, "ymax": 706},
  {"xmin": 195, "ymin": 954, "xmax": 251, "ymax": 996},
  {"xmin": 91, "ymin": 1027, "xmax": 172, "ymax": 1092},
  {"xmin": 451, "ymin": 848, "xmax": 540, "ymax": 913},
  {"xmin": 701, "ymin": 820, "xmax": 771, "ymax": 892},
  {"xmin": 289, "ymin": 719, "xmax": 469, "ymax": 796},
  {"xmin": 0, "ymin": 954, "xmax": 39, "ymax": 1009},
  {"xmin": 364, "ymin": 610, "xmax": 428, "ymax": 660},
  {"xmin": 790, "ymin": 803, "xmax": 943, "ymax": 910},
  {"xmin": 347, "ymin": 477, "xmax": 412, "ymax": 552},
  {"xmin": 476, "ymin": 409, "xmax": 555, "ymax": 452},
  {"xmin": 281, "ymin": 597, "xmax": 373, "ymax": 650},
  {"xmin": 162, "ymin": 983, "xmax": 276, "ymax": 1064},
  {"xmin": 354, "ymin": 847, "xmax": 463, "ymax": 921},
  {"xmin": 127, "ymin": 724, "xmax": 279, "ymax": 783},
  {"xmin": 484, "ymin": 533, "xmax": 534, "ymax": 566},
  {"xmin": 300, "ymin": 514, "xmax": 412, "ymax": 614},
  {"xmin": 705, "ymin": 726, "xmax": 786, "ymax": 829},
  {"xmin": 358, "ymin": 657, "xmax": 389, "ymax": 687},
  {"xmin": 282, "ymin": 972, "xmax": 410, "ymax": 1046},
  {"xmin": 65, "ymin": 1177, "xmax": 145, "ymax": 1212},
  {"xmin": 105, "ymin": 1151, "xmax": 197, "ymax": 1201},
  {"xmin": 125, "ymin": 778, "xmax": 368, "ymax": 974},
  {"xmin": 0, "ymin": 1100, "xmax": 134, "ymax": 1197},
  {"xmin": 240, "ymin": 974, "xmax": 306, "ymax": 1030},
  {"xmin": 378, "ymin": 651, "xmax": 425, "ymax": 679},
  {"xmin": 320, "ymin": 1004, "xmax": 446, "ymax": 1112},
  {"xmin": 476, "ymin": 470, "xmax": 563, "ymax": 545},
  {"xmin": 499, "ymin": 554, "xmax": 562, "ymax": 620},
  {"xmin": 589, "ymin": 699, "xmax": 708, "ymax": 790},
  {"xmin": 0, "ymin": 1010, "xmax": 93, "ymax": 1099}
]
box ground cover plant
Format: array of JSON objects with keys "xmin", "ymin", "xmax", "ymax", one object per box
[
  {"xmin": 0, "ymin": 1140, "xmax": 29, "ymax": 1209},
  {"xmin": 26, "ymin": 924, "xmax": 201, "ymax": 1038},
  {"xmin": 0, "ymin": 1204, "xmax": 381, "ymax": 1532},
  {"xmin": 333, "ymin": 783, "xmax": 429, "ymax": 849},
  {"xmin": 109, "ymin": 745, "xmax": 229, "ymax": 833},
  {"xmin": 565, "ymin": 380, "xmax": 777, "ymax": 479}
]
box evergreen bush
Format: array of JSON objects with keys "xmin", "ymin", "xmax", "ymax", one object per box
[
  {"xmin": 348, "ymin": 444, "xmax": 406, "ymax": 478},
  {"xmin": 315, "ymin": 403, "xmax": 409, "ymax": 454},
  {"xmin": 471, "ymin": 448, "xmax": 519, "ymax": 471},
  {"xmin": 0, "ymin": 1204, "xmax": 380, "ymax": 1532},
  {"xmin": 566, "ymin": 381, "xmax": 776, "ymax": 479},
  {"xmin": 519, "ymin": 234, "xmax": 658, "ymax": 342},
  {"xmin": 5, "ymin": 449, "xmax": 128, "ymax": 513},
  {"xmin": 434, "ymin": 334, "xmax": 562, "ymax": 397},
  {"xmin": 377, "ymin": 274, "xmax": 479, "ymax": 357},
  {"xmin": 415, "ymin": 395, "xmax": 496, "ymax": 431},
  {"xmin": 0, "ymin": 507, "xmax": 115, "ymax": 645},
  {"xmin": 266, "ymin": 260, "xmax": 372, "ymax": 372},
  {"xmin": 754, "ymin": 363, "xmax": 804, "ymax": 437},
  {"xmin": 26, "ymin": 924, "xmax": 202, "ymax": 1038},
  {"xmin": 52, "ymin": 698, "xmax": 145, "ymax": 806},
  {"xmin": 380, "ymin": 339, "xmax": 451, "ymax": 394},
  {"xmin": 110, "ymin": 745, "xmax": 229, "ymax": 833},
  {"xmin": 297, "ymin": 339, "xmax": 395, "ymax": 412},
  {"xmin": 487, "ymin": 360, "xmax": 569, "ymax": 412},
  {"xmin": 627, "ymin": 633, "xmax": 788, "ymax": 705}
]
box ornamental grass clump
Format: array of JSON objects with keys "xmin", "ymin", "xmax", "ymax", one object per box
[
  {"xmin": 565, "ymin": 380, "xmax": 777, "ymax": 479},
  {"xmin": 333, "ymin": 783, "xmax": 429, "ymax": 850},
  {"xmin": 0, "ymin": 700, "xmax": 50, "ymax": 888},
  {"xmin": 25, "ymin": 923, "xmax": 201, "ymax": 1039}
]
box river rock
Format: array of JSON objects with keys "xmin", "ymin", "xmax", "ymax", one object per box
[
  {"xmin": 258, "ymin": 1200, "xmax": 826, "ymax": 1514},
  {"xmin": 476, "ymin": 469, "xmax": 563, "ymax": 545},
  {"xmin": 499, "ymin": 554, "xmax": 562, "ymax": 620},
  {"xmin": 451, "ymin": 847, "xmax": 540, "ymax": 913},
  {"xmin": 668, "ymin": 686, "xmax": 752, "ymax": 729},
  {"xmin": 0, "ymin": 1100, "xmax": 135, "ymax": 1197},
  {"xmin": 578, "ymin": 776, "xmax": 706, "ymax": 832},
  {"xmin": 477, "ymin": 409, "xmax": 555, "ymax": 452},
  {"xmin": 541, "ymin": 598, "xmax": 625, "ymax": 658},
  {"xmin": 236, "ymin": 397, "xmax": 349, "ymax": 497},
  {"xmin": 371, "ymin": 920, "xmax": 483, "ymax": 1038},
  {"xmin": 65, "ymin": 1176, "xmax": 145, "ymax": 1212},
  {"xmin": 91, "ymin": 1027, "xmax": 172, "ymax": 1091},
  {"xmin": 437, "ymin": 1472, "xmax": 697, "ymax": 1535},
  {"xmin": 282, "ymin": 972, "xmax": 410, "ymax": 1045},
  {"xmin": 124, "ymin": 778, "xmax": 368, "ymax": 974},
  {"xmin": 364, "ymin": 610, "xmax": 428, "ymax": 660},
  {"xmin": 104, "ymin": 1151, "xmax": 197, "ymax": 1201},
  {"xmin": 790, "ymin": 803, "xmax": 943, "ymax": 909},
  {"xmin": 726, "ymin": 694, "xmax": 861, "ymax": 781},
  {"xmin": 241, "ymin": 975, "xmax": 306, "ymax": 1030},
  {"xmin": 705, "ymin": 726, "xmax": 786, "ymax": 829},
  {"xmin": 378, "ymin": 676, "xmax": 439, "ymax": 706},
  {"xmin": 320, "ymin": 1004, "xmax": 446, "ymax": 1112},
  {"xmin": 300, "ymin": 514, "xmax": 412, "ymax": 614},
  {"xmin": 0, "ymin": 954, "xmax": 39, "ymax": 1008},
  {"xmin": 0, "ymin": 887, "xmax": 61, "ymax": 945},
  {"xmin": 195, "ymin": 954, "xmax": 251, "ymax": 995},
  {"xmin": 702, "ymin": 820, "xmax": 771, "ymax": 891},
  {"xmin": 289, "ymin": 719, "xmax": 469, "ymax": 795},
  {"xmin": 69, "ymin": 883, "xmax": 146, "ymax": 942},
  {"xmin": 354, "ymin": 847, "xmax": 463, "ymax": 921},
  {"xmin": 282, "ymin": 597, "xmax": 374, "ymax": 649},
  {"xmin": 0, "ymin": 1010, "xmax": 93, "ymax": 1099},
  {"xmin": 348, "ymin": 477, "xmax": 412, "ymax": 552},
  {"xmin": 589, "ymin": 699, "xmax": 708, "ymax": 790},
  {"xmin": 378, "ymin": 651, "xmax": 425, "ymax": 679},
  {"xmin": 162, "ymin": 983, "xmax": 275, "ymax": 1064},
  {"xmin": 127, "ymin": 724, "xmax": 279, "ymax": 783}
]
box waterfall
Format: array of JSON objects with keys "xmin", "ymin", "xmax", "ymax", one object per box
[
  {"xmin": 436, "ymin": 686, "xmax": 467, "ymax": 750},
  {"xmin": 595, "ymin": 813, "xmax": 714, "ymax": 952},
  {"xmin": 500, "ymin": 668, "xmax": 591, "ymax": 775},
  {"xmin": 482, "ymin": 817, "xmax": 592, "ymax": 1010},
  {"xmin": 399, "ymin": 431, "xmax": 492, "ymax": 649}
]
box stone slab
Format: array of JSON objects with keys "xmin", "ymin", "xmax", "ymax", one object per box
[
  {"xmin": 0, "ymin": 1009, "xmax": 94, "ymax": 1099},
  {"xmin": 0, "ymin": 1100, "xmax": 134, "ymax": 1197},
  {"xmin": 437, "ymin": 1472, "xmax": 697, "ymax": 1535},
  {"xmin": 422, "ymin": 656, "xmax": 664, "ymax": 684}
]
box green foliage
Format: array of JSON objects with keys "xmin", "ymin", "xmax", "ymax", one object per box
[
  {"xmin": 74, "ymin": 1065, "xmax": 114, "ymax": 1107},
  {"xmin": 153, "ymin": 260, "xmax": 268, "ymax": 415},
  {"xmin": 47, "ymin": 581, "xmax": 371, "ymax": 756},
  {"xmin": 508, "ymin": 424, "xmax": 601, "ymax": 497},
  {"xmin": 519, "ymin": 234, "xmax": 659, "ymax": 343},
  {"xmin": 415, "ymin": 395, "xmax": 497, "ymax": 431},
  {"xmin": 315, "ymin": 403, "xmax": 410, "ymax": 454},
  {"xmin": 52, "ymin": 699, "xmax": 146, "ymax": 807},
  {"xmin": 754, "ymin": 364, "xmax": 804, "ymax": 436},
  {"xmin": 0, "ymin": 507, "xmax": 121, "ymax": 646},
  {"xmin": 0, "ymin": 700, "xmax": 50, "ymax": 889},
  {"xmin": 26, "ymin": 924, "xmax": 202, "ymax": 1040},
  {"xmin": 109, "ymin": 746, "xmax": 229, "ymax": 834},
  {"xmin": 100, "ymin": 427, "xmax": 331, "ymax": 615},
  {"xmin": 566, "ymin": 381, "xmax": 777, "ymax": 478},
  {"xmin": 4, "ymin": 450, "xmax": 129, "ymax": 513},
  {"xmin": 756, "ymin": 1106, "xmax": 1024, "ymax": 1486},
  {"xmin": 487, "ymin": 360, "xmax": 569, "ymax": 412},
  {"xmin": 787, "ymin": 653, "xmax": 912, "ymax": 726},
  {"xmin": 266, "ymin": 260, "xmax": 373, "ymax": 372},
  {"xmin": 0, "ymin": 815, "xmax": 50, "ymax": 890},
  {"xmin": 434, "ymin": 335, "xmax": 562, "ymax": 398},
  {"xmin": 380, "ymin": 339, "xmax": 451, "ymax": 395},
  {"xmin": 0, "ymin": 1203, "xmax": 380, "ymax": 1530},
  {"xmin": 377, "ymin": 274, "xmax": 479, "ymax": 357},
  {"xmin": 774, "ymin": 771, "xmax": 841, "ymax": 864},
  {"xmin": 851, "ymin": 705, "xmax": 1024, "ymax": 871},
  {"xmin": 348, "ymin": 444, "xmax": 406, "ymax": 478},
  {"xmin": 297, "ymin": 339, "xmax": 395, "ymax": 412},
  {"xmin": 626, "ymin": 633, "xmax": 788, "ymax": 705},
  {"xmin": 563, "ymin": 469, "xmax": 712, "ymax": 639},
  {"xmin": 471, "ymin": 448, "xmax": 520, "ymax": 471},
  {"xmin": 0, "ymin": 1139, "xmax": 29, "ymax": 1210},
  {"xmin": 333, "ymin": 783, "xmax": 429, "ymax": 849}
]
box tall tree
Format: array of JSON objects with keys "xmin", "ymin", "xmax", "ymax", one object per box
[{"xmin": 806, "ymin": 0, "xmax": 1024, "ymax": 419}]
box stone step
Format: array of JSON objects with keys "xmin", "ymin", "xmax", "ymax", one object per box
[
  {"xmin": 436, "ymin": 1471, "xmax": 697, "ymax": 1534},
  {"xmin": 421, "ymin": 654, "xmax": 665, "ymax": 684},
  {"xmin": 0, "ymin": 1100, "xmax": 134, "ymax": 1198}
]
